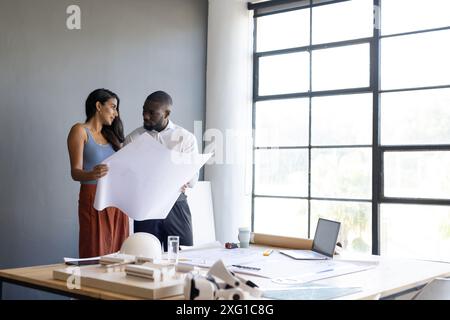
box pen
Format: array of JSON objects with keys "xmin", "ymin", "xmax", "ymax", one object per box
[
  {"xmin": 317, "ymin": 268, "xmax": 333, "ymax": 274},
  {"xmin": 232, "ymin": 264, "xmax": 261, "ymax": 271},
  {"xmin": 263, "ymin": 249, "xmax": 273, "ymax": 256}
]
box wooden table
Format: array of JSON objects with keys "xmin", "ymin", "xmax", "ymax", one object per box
[
  {"xmin": 1, "ymin": 255, "xmax": 449, "ymax": 300},
  {"xmin": 0, "ymin": 264, "xmax": 161, "ymax": 300}
]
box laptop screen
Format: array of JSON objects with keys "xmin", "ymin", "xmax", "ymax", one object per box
[{"xmin": 312, "ymin": 218, "xmax": 341, "ymax": 257}]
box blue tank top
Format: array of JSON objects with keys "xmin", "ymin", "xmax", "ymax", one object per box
[{"xmin": 82, "ymin": 127, "xmax": 115, "ymax": 185}]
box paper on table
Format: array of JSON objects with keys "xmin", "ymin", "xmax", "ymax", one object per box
[
  {"xmin": 94, "ymin": 133, "xmax": 212, "ymax": 221},
  {"xmin": 64, "ymin": 256, "xmax": 101, "ymax": 266},
  {"xmin": 178, "ymin": 247, "xmax": 263, "ymax": 268},
  {"xmin": 180, "ymin": 241, "xmax": 223, "ymax": 252},
  {"xmin": 64, "ymin": 256, "xmax": 101, "ymax": 263},
  {"xmin": 283, "ymin": 261, "xmax": 374, "ymax": 284},
  {"xmin": 231, "ymin": 256, "xmax": 377, "ymax": 283}
]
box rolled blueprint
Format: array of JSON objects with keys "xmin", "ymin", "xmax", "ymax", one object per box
[{"xmin": 250, "ymin": 232, "xmax": 313, "ymax": 250}]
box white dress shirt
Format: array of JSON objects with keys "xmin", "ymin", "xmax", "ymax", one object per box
[{"xmin": 124, "ymin": 120, "xmax": 199, "ymax": 187}]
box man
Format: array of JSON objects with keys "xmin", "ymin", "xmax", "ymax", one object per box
[{"xmin": 124, "ymin": 91, "xmax": 199, "ymax": 250}]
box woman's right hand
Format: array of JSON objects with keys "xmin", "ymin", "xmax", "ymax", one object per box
[{"xmin": 91, "ymin": 164, "xmax": 109, "ymax": 180}]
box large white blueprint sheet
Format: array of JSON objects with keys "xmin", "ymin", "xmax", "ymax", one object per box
[
  {"xmin": 233, "ymin": 256, "xmax": 377, "ymax": 284},
  {"xmin": 179, "ymin": 247, "xmax": 264, "ymax": 268},
  {"xmin": 94, "ymin": 133, "xmax": 212, "ymax": 221},
  {"xmin": 179, "ymin": 248, "xmax": 377, "ymax": 284}
]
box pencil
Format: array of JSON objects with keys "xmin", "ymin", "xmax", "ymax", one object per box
[{"xmin": 177, "ymin": 258, "xmax": 191, "ymax": 261}]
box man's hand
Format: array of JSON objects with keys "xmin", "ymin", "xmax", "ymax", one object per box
[{"xmin": 180, "ymin": 183, "xmax": 189, "ymax": 193}]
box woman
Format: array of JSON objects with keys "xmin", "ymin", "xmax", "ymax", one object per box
[{"xmin": 67, "ymin": 88, "xmax": 129, "ymax": 258}]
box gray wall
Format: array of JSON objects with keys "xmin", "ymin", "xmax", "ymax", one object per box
[{"xmin": 0, "ymin": 0, "xmax": 207, "ymax": 299}]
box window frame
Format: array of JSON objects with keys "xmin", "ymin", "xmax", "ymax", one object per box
[{"xmin": 250, "ymin": 0, "xmax": 450, "ymax": 255}]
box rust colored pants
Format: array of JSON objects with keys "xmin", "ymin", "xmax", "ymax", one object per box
[{"xmin": 78, "ymin": 184, "xmax": 129, "ymax": 258}]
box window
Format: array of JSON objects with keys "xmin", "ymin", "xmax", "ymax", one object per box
[
  {"xmin": 379, "ymin": 0, "xmax": 450, "ymax": 260},
  {"xmin": 257, "ymin": 9, "xmax": 310, "ymax": 52},
  {"xmin": 259, "ymin": 52, "xmax": 310, "ymax": 95},
  {"xmin": 251, "ymin": 0, "xmax": 450, "ymax": 260},
  {"xmin": 381, "ymin": 0, "xmax": 450, "ymax": 35},
  {"xmin": 254, "ymin": 198, "xmax": 308, "ymax": 238},
  {"xmin": 381, "ymin": 30, "xmax": 450, "ymax": 90},
  {"xmin": 255, "ymin": 98, "xmax": 309, "ymax": 147},
  {"xmin": 380, "ymin": 89, "xmax": 450, "ymax": 145},
  {"xmin": 312, "ymin": 0, "xmax": 373, "ymax": 44},
  {"xmin": 384, "ymin": 151, "xmax": 450, "ymax": 200},
  {"xmin": 380, "ymin": 204, "xmax": 450, "ymax": 262},
  {"xmin": 312, "ymin": 43, "xmax": 370, "ymax": 91},
  {"xmin": 311, "ymin": 94, "xmax": 372, "ymax": 146}
]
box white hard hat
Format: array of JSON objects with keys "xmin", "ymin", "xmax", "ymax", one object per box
[{"xmin": 120, "ymin": 232, "xmax": 162, "ymax": 260}]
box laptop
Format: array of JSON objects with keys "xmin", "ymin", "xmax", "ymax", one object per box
[{"xmin": 279, "ymin": 218, "xmax": 341, "ymax": 260}]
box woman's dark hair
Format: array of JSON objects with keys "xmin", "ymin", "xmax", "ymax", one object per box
[{"xmin": 85, "ymin": 88, "xmax": 124, "ymax": 151}]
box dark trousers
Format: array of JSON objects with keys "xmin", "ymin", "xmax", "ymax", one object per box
[{"xmin": 134, "ymin": 193, "xmax": 193, "ymax": 251}]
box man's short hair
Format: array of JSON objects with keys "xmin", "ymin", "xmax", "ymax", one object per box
[{"xmin": 145, "ymin": 91, "xmax": 173, "ymax": 107}]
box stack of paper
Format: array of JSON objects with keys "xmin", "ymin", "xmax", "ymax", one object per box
[
  {"xmin": 100, "ymin": 253, "xmax": 136, "ymax": 265},
  {"xmin": 64, "ymin": 256, "xmax": 100, "ymax": 266}
]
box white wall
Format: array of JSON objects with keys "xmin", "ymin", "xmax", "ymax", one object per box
[{"xmin": 205, "ymin": 0, "xmax": 254, "ymax": 243}]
